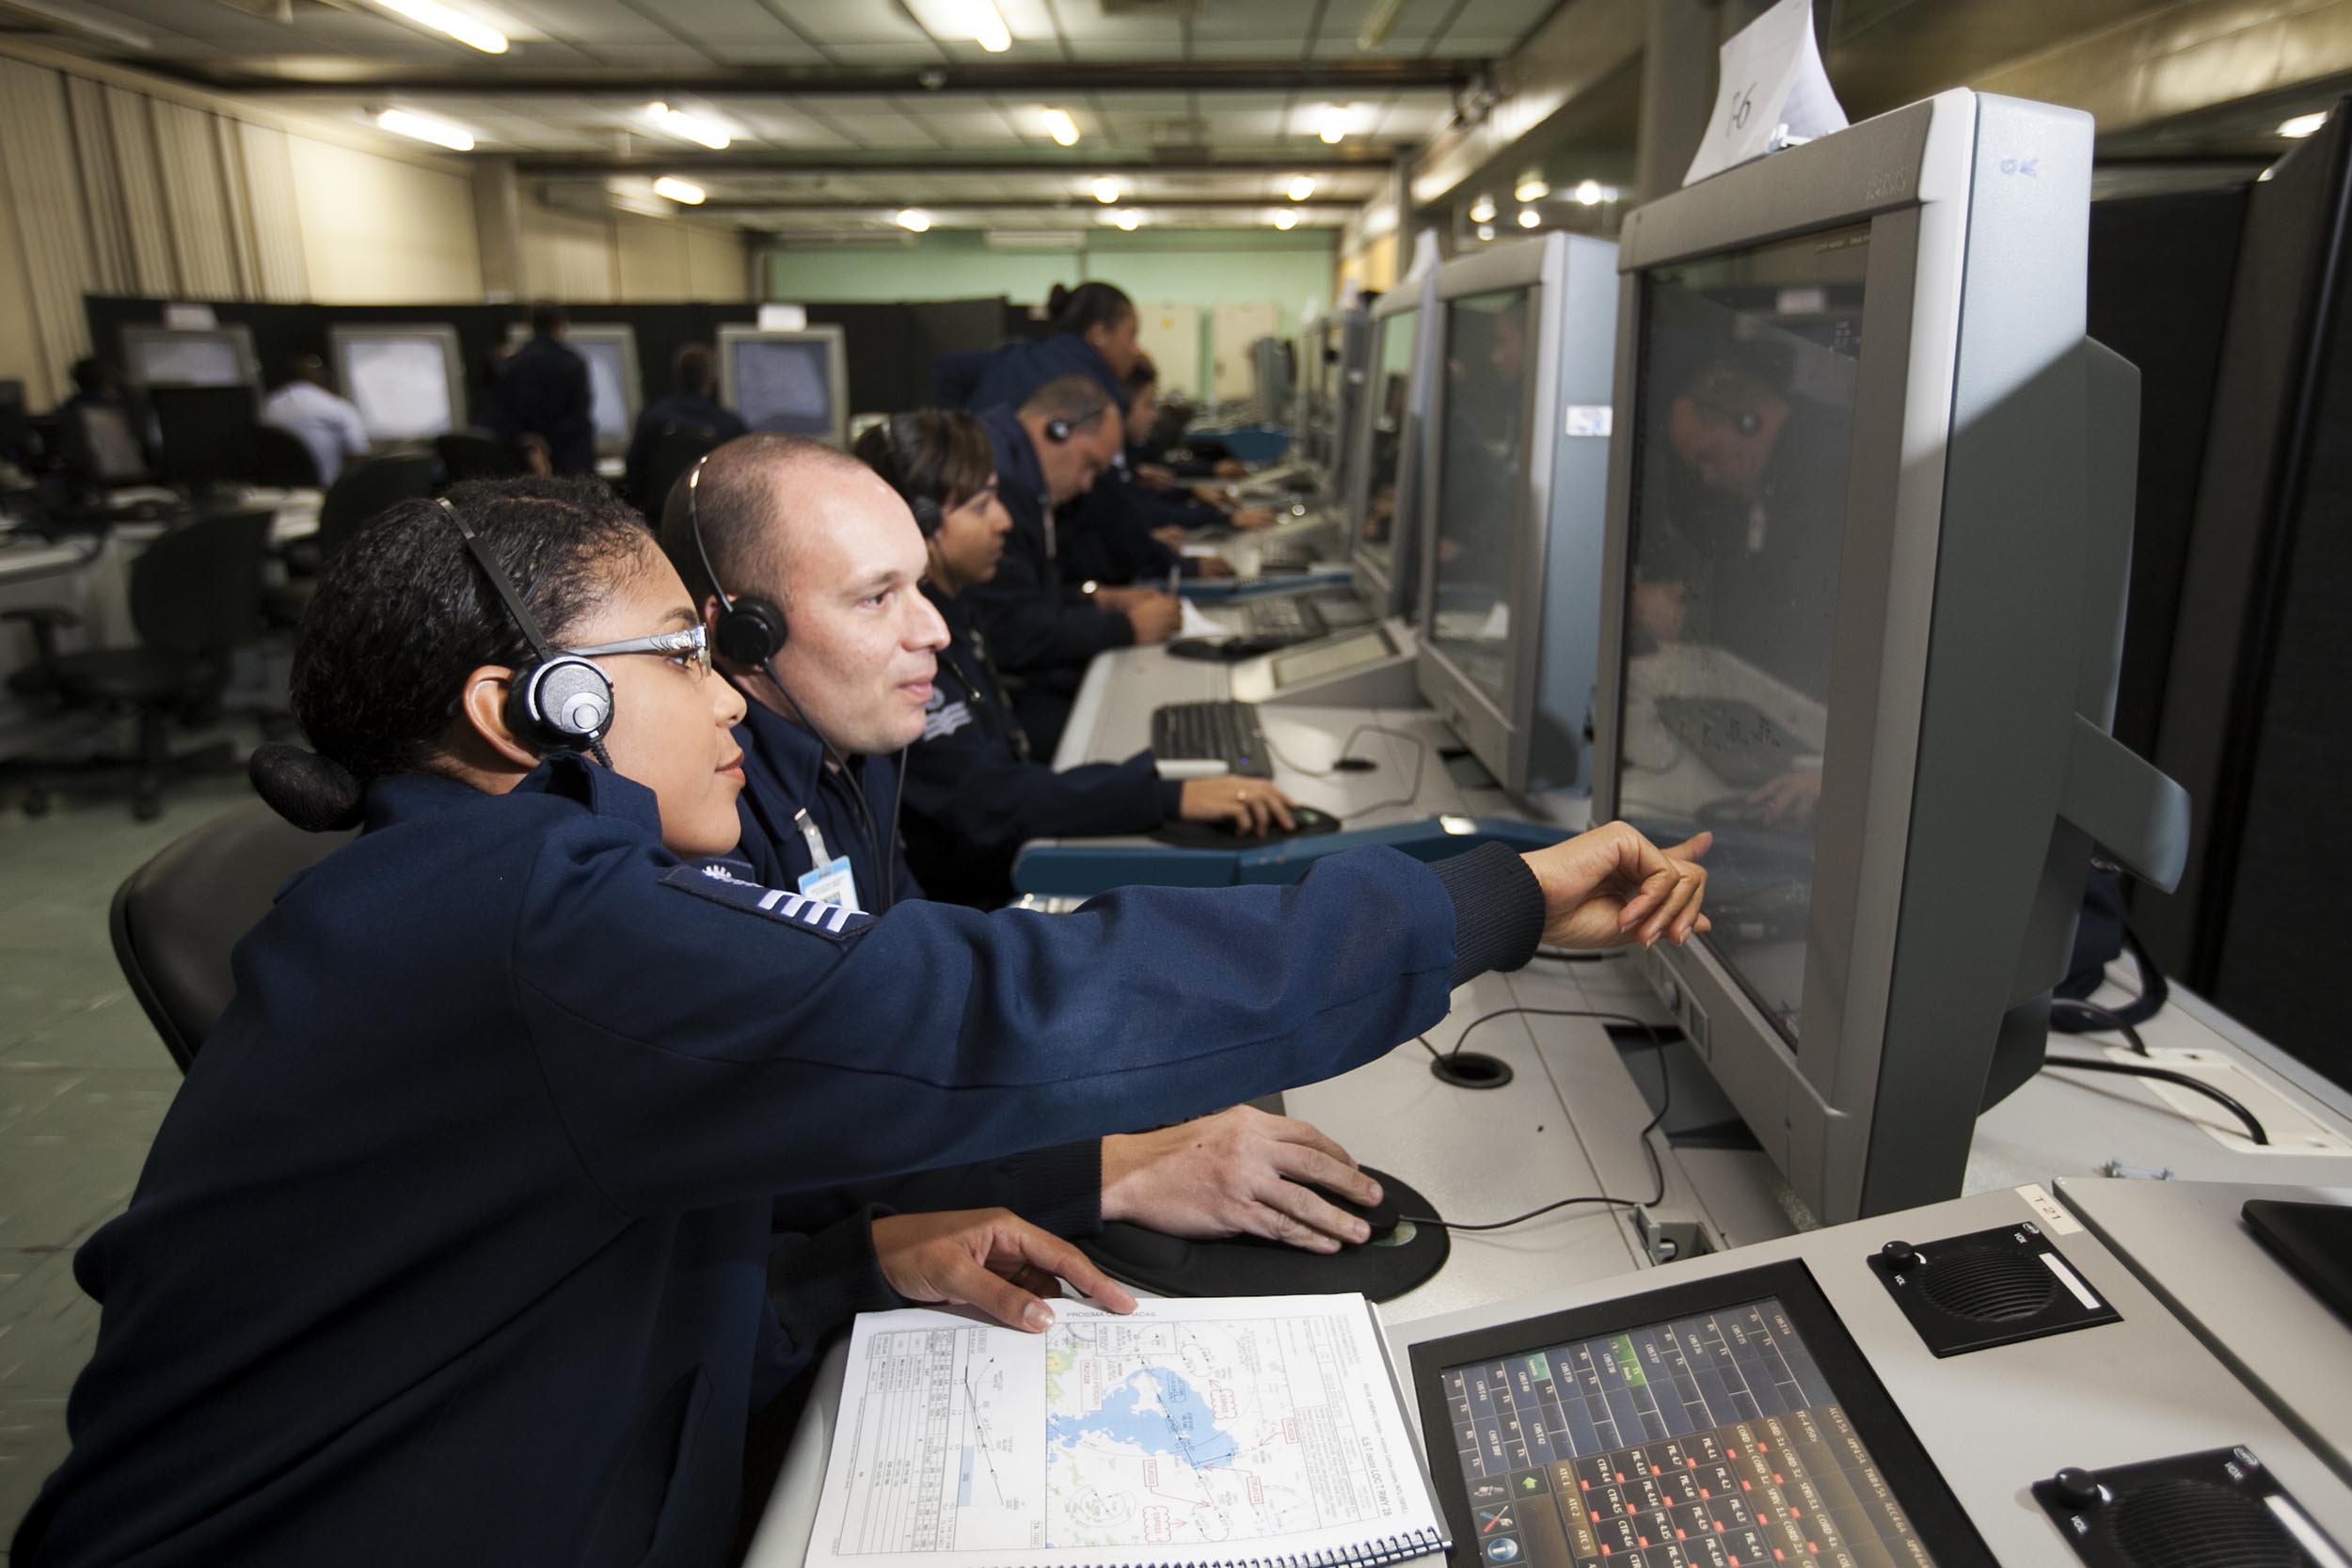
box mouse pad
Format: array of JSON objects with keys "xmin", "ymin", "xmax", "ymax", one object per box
[
  {"xmin": 1151, "ymin": 807, "xmax": 1343, "ymax": 849},
  {"xmin": 1077, "ymin": 1166, "xmax": 1449, "ymax": 1304}
]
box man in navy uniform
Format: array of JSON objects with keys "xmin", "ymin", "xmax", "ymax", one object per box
[
  {"xmin": 490, "ymin": 302, "xmax": 596, "ymax": 476},
  {"xmin": 968, "ymin": 374, "xmax": 1181, "ymax": 757}
]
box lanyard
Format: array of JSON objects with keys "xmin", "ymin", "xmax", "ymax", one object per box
[{"xmin": 791, "ymin": 807, "xmax": 832, "ymax": 868}]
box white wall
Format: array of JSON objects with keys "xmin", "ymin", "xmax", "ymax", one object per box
[{"xmin": 287, "ymin": 135, "xmax": 482, "ymax": 305}]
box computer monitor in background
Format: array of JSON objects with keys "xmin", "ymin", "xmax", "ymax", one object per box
[
  {"xmin": 329, "ymin": 325, "xmax": 465, "ymax": 443},
  {"xmin": 1414, "ymin": 230, "xmax": 1618, "ymax": 798},
  {"xmin": 151, "ymin": 386, "xmax": 260, "ymax": 491},
  {"xmin": 717, "ymin": 325, "xmax": 850, "ymax": 447},
  {"xmin": 1249, "ymin": 337, "xmax": 1294, "ymax": 428},
  {"xmin": 119, "ymin": 326, "xmax": 259, "ymax": 393},
  {"xmin": 1326, "ymin": 308, "xmax": 1375, "ymax": 526},
  {"xmin": 506, "ymin": 324, "xmax": 641, "ymax": 458},
  {"xmin": 1346, "ymin": 276, "xmax": 1439, "ymax": 620},
  {"xmin": 1590, "ymin": 90, "xmax": 2187, "ymax": 1225}
]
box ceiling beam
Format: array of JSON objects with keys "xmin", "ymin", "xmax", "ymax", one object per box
[
  {"xmin": 516, "ymin": 155, "xmax": 1386, "ymax": 177},
  {"xmin": 695, "ymin": 199, "xmax": 1361, "ymax": 213},
  {"xmin": 140, "ymin": 59, "xmax": 1477, "ymax": 98}
]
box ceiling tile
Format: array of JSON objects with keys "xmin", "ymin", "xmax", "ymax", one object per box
[
  {"xmin": 768, "ymin": 0, "xmax": 937, "ymax": 45},
  {"xmin": 494, "ymin": 0, "xmax": 676, "ymax": 44},
  {"xmin": 650, "ymin": 0, "xmax": 819, "ymax": 46}
]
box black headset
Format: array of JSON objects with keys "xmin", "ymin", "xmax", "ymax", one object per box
[
  {"xmin": 873, "ymin": 412, "xmax": 944, "ymax": 538},
  {"xmin": 436, "ymin": 498, "xmax": 614, "ymax": 763}
]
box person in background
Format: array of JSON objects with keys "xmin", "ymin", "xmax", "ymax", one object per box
[
  {"xmin": 488, "ymin": 303, "xmax": 595, "ymax": 477},
  {"xmin": 851, "ymin": 412, "xmax": 1296, "ymax": 908},
  {"xmin": 968, "ymin": 374, "xmax": 1179, "ymax": 757},
  {"xmin": 933, "ymin": 280, "xmax": 1141, "ymax": 415},
  {"xmin": 1120, "ymin": 356, "xmax": 1278, "ymax": 540},
  {"xmin": 261, "ymin": 354, "xmax": 370, "ymax": 488},
  {"xmin": 62, "ymin": 359, "xmax": 127, "ymax": 416},
  {"xmin": 623, "ymin": 342, "xmax": 746, "ymax": 510}
]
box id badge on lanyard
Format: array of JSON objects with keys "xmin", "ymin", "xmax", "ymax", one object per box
[{"xmin": 792, "ymin": 807, "xmax": 860, "ymax": 912}]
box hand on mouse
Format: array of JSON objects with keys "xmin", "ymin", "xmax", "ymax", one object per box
[
  {"xmin": 1101, "ymin": 1105, "xmax": 1381, "ymax": 1253},
  {"xmin": 1522, "ymin": 821, "xmax": 1713, "ymax": 951},
  {"xmin": 1177, "ymin": 776, "xmax": 1297, "ymax": 837},
  {"xmin": 872, "ymin": 1208, "xmax": 1136, "ymax": 1331}
]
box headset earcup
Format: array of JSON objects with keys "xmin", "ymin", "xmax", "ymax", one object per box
[
  {"xmin": 716, "ymin": 595, "xmax": 788, "ymax": 664},
  {"xmin": 1045, "ymin": 419, "xmax": 1071, "ymax": 443},
  {"xmin": 911, "ymin": 496, "xmax": 942, "ymax": 538},
  {"xmin": 515, "ymin": 657, "xmax": 613, "ymax": 749}
]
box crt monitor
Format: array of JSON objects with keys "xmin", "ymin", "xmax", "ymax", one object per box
[
  {"xmin": 151, "ymin": 386, "xmax": 259, "ymax": 490},
  {"xmin": 1326, "ymin": 307, "xmax": 1376, "ymax": 520},
  {"xmin": 328, "ymin": 325, "xmax": 464, "ymax": 443},
  {"xmin": 119, "ymin": 326, "xmax": 258, "ymax": 393},
  {"xmin": 1346, "ymin": 275, "xmax": 1439, "ymax": 620},
  {"xmin": 1590, "ymin": 89, "xmax": 2188, "ymax": 1226},
  {"xmin": 1414, "ymin": 230, "xmax": 1619, "ymax": 799},
  {"xmin": 717, "ymin": 325, "xmax": 849, "ymax": 447},
  {"xmin": 506, "ymin": 324, "xmax": 641, "ymax": 458}
]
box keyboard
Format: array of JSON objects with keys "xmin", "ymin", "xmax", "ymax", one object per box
[
  {"xmin": 1151, "ymin": 701, "xmax": 1275, "ymax": 779},
  {"xmin": 1652, "ymin": 695, "xmax": 1806, "ymax": 789},
  {"xmin": 1246, "ymin": 595, "xmax": 1325, "ymax": 641},
  {"xmin": 1253, "ymin": 542, "xmax": 1321, "ymax": 577}
]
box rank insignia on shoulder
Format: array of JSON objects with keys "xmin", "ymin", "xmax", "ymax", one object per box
[{"xmin": 660, "ymin": 863, "xmax": 874, "ymax": 940}]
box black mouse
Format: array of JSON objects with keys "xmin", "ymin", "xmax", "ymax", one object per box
[
  {"xmin": 1308, "ymin": 1180, "xmax": 1401, "ymax": 1245},
  {"xmin": 1166, "ymin": 635, "xmax": 1290, "ymax": 663}
]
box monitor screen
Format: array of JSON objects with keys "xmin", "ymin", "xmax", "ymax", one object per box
[
  {"xmin": 1358, "ymin": 307, "xmax": 1420, "ymax": 578},
  {"xmin": 1436, "ymin": 1296, "xmax": 1941, "ymax": 1568},
  {"xmin": 574, "ymin": 339, "xmax": 634, "ymax": 447},
  {"xmin": 1613, "ymin": 224, "xmax": 1868, "ymax": 1044},
  {"xmin": 343, "ymin": 337, "xmax": 456, "ymax": 441},
  {"xmin": 733, "ymin": 340, "xmax": 836, "ymax": 436},
  {"xmin": 132, "ymin": 336, "xmax": 244, "ymax": 388},
  {"xmin": 1428, "ymin": 287, "xmax": 1540, "ymax": 706}
]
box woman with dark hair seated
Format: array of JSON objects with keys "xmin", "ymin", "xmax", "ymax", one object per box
[
  {"xmin": 934, "ymin": 279, "xmax": 1141, "ymax": 414},
  {"xmin": 13, "ymin": 476, "xmax": 1708, "ymax": 1567}
]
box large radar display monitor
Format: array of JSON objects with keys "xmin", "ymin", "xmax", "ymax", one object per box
[
  {"xmin": 1415, "ymin": 1264, "xmax": 1989, "ymax": 1568},
  {"xmin": 1615, "ymin": 225, "xmax": 1868, "ymax": 1042}
]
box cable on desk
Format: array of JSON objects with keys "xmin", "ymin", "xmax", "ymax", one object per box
[
  {"xmin": 1259, "ymin": 722, "xmax": 1430, "ymax": 825},
  {"xmin": 2041, "ymin": 1053, "xmax": 2269, "ymax": 1146},
  {"xmin": 2049, "ymin": 922, "xmax": 2169, "ymax": 1034},
  {"xmin": 2047, "ymin": 999, "xmax": 2150, "ymax": 1056},
  {"xmin": 1399, "ymin": 1012, "xmax": 1679, "ymax": 1230}
]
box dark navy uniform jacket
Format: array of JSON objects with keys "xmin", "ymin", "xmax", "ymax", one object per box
[
  {"xmin": 933, "ymin": 332, "xmax": 1126, "ymax": 417},
  {"xmin": 14, "ymin": 754, "xmax": 1540, "ymax": 1568},
  {"xmin": 904, "ymin": 580, "xmax": 1178, "ymax": 907},
  {"xmin": 1060, "ymin": 451, "xmax": 1235, "ymax": 589},
  {"xmin": 489, "ymin": 334, "xmax": 596, "ymax": 476},
  {"xmin": 966, "ymin": 405, "xmax": 1134, "ymax": 758},
  {"xmin": 730, "ymin": 694, "xmax": 918, "ymax": 913}
]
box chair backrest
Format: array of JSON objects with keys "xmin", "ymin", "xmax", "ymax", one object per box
[
  {"xmin": 643, "ymin": 424, "xmax": 722, "ymax": 519},
  {"xmin": 128, "ymin": 508, "xmax": 272, "ymax": 655},
  {"xmin": 251, "ymin": 424, "xmax": 322, "ymax": 488},
  {"xmin": 111, "ymin": 800, "xmax": 353, "ymax": 1069},
  {"xmin": 436, "ymin": 430, "xmax": 521, "ymax": 483},
  {"xmin": 317, "ymin": 453, "xmax": 435, "ymax": 560}
]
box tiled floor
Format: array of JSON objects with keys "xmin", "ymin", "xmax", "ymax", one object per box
[{"xmin": 0, "ymin": 769, "xmax": 256, "ymax": 1557}]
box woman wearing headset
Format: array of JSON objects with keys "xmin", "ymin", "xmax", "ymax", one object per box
[
  {"xmin": 932, "ymin": 278, "xmax": 1142, "ymax": 415},
  {"xmin": 15, "ymin": 478, "xmax": 1708, "ymax": 1568},
  {"xmin": 854, "ymin": 408, "xmax": 1301, "ymax": 908}
]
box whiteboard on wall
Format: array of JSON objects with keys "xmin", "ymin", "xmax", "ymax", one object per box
[{"xmin": 1136, "ymin": 303, "xmax": 1201, "ymax": 402}]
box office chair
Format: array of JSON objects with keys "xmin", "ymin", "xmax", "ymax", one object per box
[
  {"xmin": 282, "ymin": 452, "xmax": 433, "ymax": 578},
  {"xmin": 640, "ymin": 424, "xmax": 722, "ymax": 518},
  {"xmin": 111, "ymin": 800, "xmax": 352, "ymax": 1069},
  {"xmin": 250, "ymin": 425, "xmax": 321, "ymax": 490},
  {"xmin": 436, "ymin": 430, "xmax": 522, "ymax": 483},
  {"xmin": 1, "ymin": 508, "xmax": 272, "ymax": 818}
]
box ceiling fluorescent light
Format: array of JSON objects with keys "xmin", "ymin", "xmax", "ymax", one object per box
[
  {"xmin": 644, "ymin": 102, "xmax": 732, "ymax": 150},
  {"xmin": 375, "ymin": 107, "xmax": 476, "ymax": 151},
  {"xmin": 1114, "ymin": 209, "xmax": 1142, "ymax": 230},
  {"xmin": 1318, "ymin": 106, "xmax": 1348, "ymax": 145},
  {"xmin": 1272, "ymin": 210, "xmax": 1299, "ymax": 230},
  {"xmin": 1041, "ymin": 107, "xmax": 1080, "ymax": 147},
  {"xmin": 969, "ymin": 0, "xmax": 1010, "ymax": 52},
  {"xmin": 1092, "ymin": 177, "xmax": 1120, "ymax": 204},
  {"xmin": 897, "ymin": 209, "xmax": 933, "ymax": 232},
  {"xmin": 1514, "ymin": 174, "xmax": 1549, "ymax": 202},
  {"xmin": 371, "ymin": 0, "xmax": 507, "ymax": 55},
  {"xmin": 653, "ymin": 176, "xmax": 706, "ymax": 205},
  {"xmin": 1468, "ymin": 194, "xmax": 1495, "ymax": 224},
  {"xmin": 1286, "ymin": 176, "xmax": 1316, "ymax": 201},
  {"xmin": 1518, "ymin": 207, "xmax": 1540, "ymax": 228},
  {"xmin": 2279, "ymin": 111, "xmax": 2328, "ymax": 138}
]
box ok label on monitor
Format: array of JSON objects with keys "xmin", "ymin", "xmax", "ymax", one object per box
[{"xmin": 1683, "ymin": 0, "xmax": 1850, "ymax": 187}]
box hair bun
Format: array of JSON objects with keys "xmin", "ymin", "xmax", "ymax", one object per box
[
  {"xmin": 248, "ymin": 742, "xmax": 366, "ymax": 832},
  {"xmin": 1045, "ymin": 282, "xmax": 1072, "ymax": 313}
]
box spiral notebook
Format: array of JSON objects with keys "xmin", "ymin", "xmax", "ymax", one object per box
[{"xmin": 803, "ymin": 1291, "xmax": 1451, "ymax": 1568}]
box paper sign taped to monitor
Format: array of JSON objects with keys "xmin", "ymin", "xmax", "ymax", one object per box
[{"xmin": 1684, "ymin": 0, "xmax": 1849, "ymax": 187}]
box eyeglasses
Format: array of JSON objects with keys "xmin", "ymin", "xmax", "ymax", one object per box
[{"xmin": 564, "ymin": 623, "xmax": 710, "ymax": 676}]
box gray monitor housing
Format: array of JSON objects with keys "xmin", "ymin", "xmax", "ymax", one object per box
[
  {"xmin": 505, "ymin": 323, "xmax": 642, "ymax": 458},
  {"xmin": 1413, "ymin": 230, "xmax": 1619, "ymax": 799},
  {"xmin": 1344, "ymin": 272, "xmax": 1439, "ymax": 620},
  {"xmin": 716, "ymin": 325, "xmax": 850, "ymax": 448},
  {"xmin": 327, "ymin": 324, "xmax": 466, "ymax": 443},
  {"xmin": 1589, "ymin": 90, "xmax": 2191, "ymax": 1226},
  {"xmin": 1325, "ymin": 308, "xmax": 1375, "ymax": 521},
  {"xmin": 119, "ymin": 325, "xmax": 260, "ymax": 394}
]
